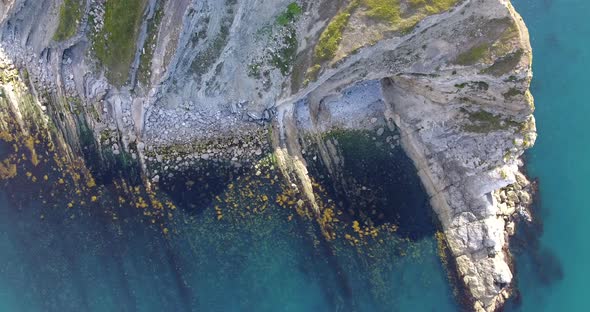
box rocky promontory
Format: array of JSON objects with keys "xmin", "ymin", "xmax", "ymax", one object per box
[{"xmin": 0, "ymin": 0, "xmax": 536, "ymax": 310}]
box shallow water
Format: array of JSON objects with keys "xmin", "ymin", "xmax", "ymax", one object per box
[{"xmin": 0, "ymin": 131, "xmax": 458, "ymax": 311}]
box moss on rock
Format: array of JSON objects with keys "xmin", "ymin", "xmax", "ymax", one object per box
[
  {"xmin": 54, "ymin": 0, "xmax": 83, "ymax": 42},
  {"xmin": 93, "ymin": 0, "xmax": 148, "ymax": 86}
]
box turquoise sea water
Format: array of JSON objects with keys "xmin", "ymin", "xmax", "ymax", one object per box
[
  {"xmin": 508, "ymin": 0, "xmax": 590, "ymax": 310},
  {"xmin": 0, "ymin": 135, "xmax": 458, "ymax": 312},
  {"xmin": 0, "ymin": 1, "xmax": 586, "ymax": 311}
]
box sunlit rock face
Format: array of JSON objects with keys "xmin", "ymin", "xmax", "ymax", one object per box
[{"xmin": 0, "ymin": 0, "xmax": 536, "ymax": 310}]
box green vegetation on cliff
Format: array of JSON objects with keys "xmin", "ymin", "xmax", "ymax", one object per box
[
  {"xmin": 455, "ymin": 18, "xmax": 522, "ymax": 71},
  {"xmin": 363, "ymin": 0, "xmax": 400, "ymax": 24},
  {"xmin": 462, "ymin": 109, "xmax": 520, "ymax": 133},
  {"xmin": 408, "ymin": 0, "xmax": 459, "ymax": 15},
  {"xmin": 271, "ymin": 28, "xmax": 299, "ymax": 75},
  {"xmin": 363, "ymin": 0, "xmax": 459, "ymax": 29},
  {"xmin": 276, "ymin": 2, "xmax": 302, "ymax": 26},
  {"xmin": 189, "ymin": 6, "xmax": 236, "ymax": 81},
  {"xmin": 313, "ymin": 0, "xmax": 459, "ymax": 65},
  {"xmin": 272, "ymin": 3, "xmax": 302, "ymax": 75},
  {"xmin": 482, "ymin": 49, "xmax": 524, "ymax": 77},
  {"xmin": 93, "ymin": 0, "xmax": 147, "ymax": 86},
  {"xmin": 455, "ymin": 44, "xmax": 490, "ymax": 65},
  {"xmin": 53, "ymin": 0, "xmax": 83, "ymax": 41},
  {"xmin": 314, "ymin": 1, "xmax": 359, "ymax": 62},
  {"xmin": 248, "ymin": 3, "xmax": 302, "ymax": 78},
  {"xmin": 138, "ymin": 1, "xmax": 166, "ymax": 85}
]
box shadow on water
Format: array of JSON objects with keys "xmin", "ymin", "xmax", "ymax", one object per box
[
  {"xmin": 155, "ymin": 160, "xmax": 356, "ymax": 309},
  {"xmin": 303, "ymin": 129, "xmax": 437, "ymax": 241},
  {"xmin": 78, "ymin": 117, "xmax": 143, "ymax": 186},
  {"xmin": 158, "ymin": 161, "xmax": 247, "ymax": 215},
  {"xmin": 0, "ymin": 113, "xmax": 456, "ymax": 311},
  {"xmin": 0, "ymin": 140, "xmax": 12, "ymax": 159},
  {"xmin": 0, "ymin": 185, "xmax": 197, "ymax": 312},
  {"xmin": 504, "ymin": 168, "xmax": 564, "ymax": 311}
]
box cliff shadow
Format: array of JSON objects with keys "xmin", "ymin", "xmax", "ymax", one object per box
[
  {"xmin": 504, "ymin": 169, "xmax": 564, "ymax": 311},
  {"xmin": 157, "ymin": 160, "xmax": 249, "ymax": 215},
  {"xmin": 301, "ymin": 128, "xmax": 437, "ymax": 241}
]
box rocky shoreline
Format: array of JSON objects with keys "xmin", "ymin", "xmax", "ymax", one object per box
[{"xmin": 0, "ymin": 0, "xmax": 537, "ymax": 310}]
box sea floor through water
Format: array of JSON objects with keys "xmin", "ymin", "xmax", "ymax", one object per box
[{"xmin": 0, "ymin": 130, "xmax": 459, "ymax": 312}]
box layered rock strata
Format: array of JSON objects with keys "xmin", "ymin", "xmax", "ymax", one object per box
[{"xmin": 0, "ymin": 0, "xmax": 536, "ymax": 310}]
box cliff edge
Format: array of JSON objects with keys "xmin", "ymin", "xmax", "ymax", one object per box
[{"xmin": 0, "ymin": 0, "xmax": 536, "ymax": 310}]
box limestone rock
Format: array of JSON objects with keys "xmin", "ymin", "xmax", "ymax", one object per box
[{"xmin": 0, "ymin": 0, "xmax": 537, "ymax": 310}]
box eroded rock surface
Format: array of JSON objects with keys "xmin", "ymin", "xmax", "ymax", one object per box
[{"xmin": 0, "ymin": 0, "xmax": 536, "ymax": 310}]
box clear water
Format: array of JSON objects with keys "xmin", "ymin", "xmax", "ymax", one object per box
[
  {"xmin": 0, "ymin": 142, "xmax": 458, "ymax": 311},
  {"xmin": 507, "ymin": 0, "xmax": 590, "ymax": 311},
  {"xmin": 0, "ymin": 1, "xmax": 584, "ymax": 311}
]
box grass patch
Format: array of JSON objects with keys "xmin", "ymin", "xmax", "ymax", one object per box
[
  {"xmin": 276, "ymin": 2, "xmax": 302, "ymax": 26},
  {"xmin": 455, "ymin": 18, "xmax": 522, "ymax": 71},
  {"xmin": 312, "ymin": 0, "xmax": 459, "ymax": 66},
  {"xmin": 53, "ymin": 0, "xmax": 83, "ymax": 41},
  {"xmin": 314, "ymin": 1, "xmax": 359, "ymax": 62},
  {"xmin": 93, "ymin": 0, "xmax": 148, "ymax": 86},
  {"xmin": 468, "ymin": 110, "xmax": 500, "ymax": 123},
  {"xmin": 408, "ymin": 0, "xmax": 458, "ymax": 14},
  {"xmin": 269, "ymin": 3, "xmax": 302, "ymax": 75},
  {"xmin": 313, "ymin": 0, "xmax": 459, "ymax": 64},
  {"xmin": 362, "ymin": 0, "xmax": 401, "ymax": 24},
  {"xmin": 462, "ymin": 108, "xmax": 520, "ymax": 133},
  {"xmin": 362, "ymin": 0, "xmax": 458, "ymax": 30},
  {"xmin": 454, "ymin": 43, "xmax": 490, "ymax": 65}
]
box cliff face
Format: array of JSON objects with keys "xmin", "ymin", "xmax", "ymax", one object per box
[{"xmin": 0, "ymin": 0, "xmax": 536, "ymax": 311}]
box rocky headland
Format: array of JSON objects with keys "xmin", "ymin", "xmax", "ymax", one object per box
[{"xmin": 0, "ymin": 0, "xmax": 536, "ymax": 310}]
